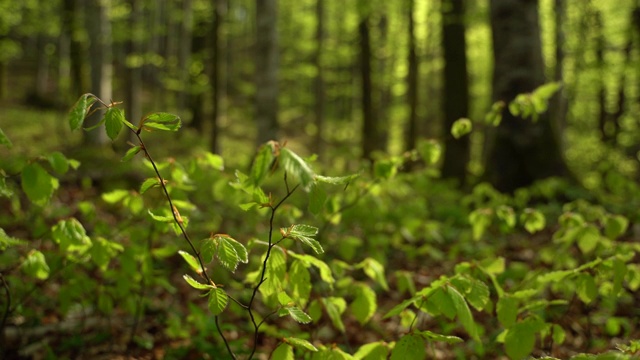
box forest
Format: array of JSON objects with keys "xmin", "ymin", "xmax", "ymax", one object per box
[{"xmin": 1, "ymin": 0, "xmax": 640, "ymax": 359}]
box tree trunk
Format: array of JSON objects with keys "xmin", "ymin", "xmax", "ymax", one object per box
[
  {"xmin": 209, "ymin": 0, "xmax": 223, "ymax": 153},
  {"xmin": 313, "ymin": 0, "xmax": 325, "ymax": 155},
  {"xmin": 405, "ymin": 0, "xmax": 419, "ymax": 154},
  {"xmin": 125, "ymin": 0, "xmax": 142, "ymax": 142},
  {"xmin": 255, "ymin": 0, "xmax": 279, "ymax": 146},
  {"xmin": 441, "ymin": 0, "xmax": 470, "ymax": 183},
  {"xmin": 486, "ymin": 0, "xmax": 567, "ymax": 192},
  {"xmin": 63, "ymin": 0, "xmax": 86, "ymax": 98},
  {"xmin": 84, "ymin": 0, "xmax": 111, "ymax": 145},
  {"xmin": 359, "ymin": 16, "xmax": 381, "ymax": 161},
  {"xmin": 550, "ymin": 0, "xmax": 568, "ymax": 151},
  {"xmin": 177, "ymin": 0, "xmax": 193, "ymax": 112}
]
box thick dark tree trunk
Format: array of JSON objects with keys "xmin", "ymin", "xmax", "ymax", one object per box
[
  {"xmin": 405, "ymin": 0, "xmax": 419, "ymax": 153},
  {"xmin": 62, "ymin": 0, "xmax": 86, "ymax": 98},
  {"xmin": 486, "ymin": 0, "xmax": 567, "ymax": 192},
  {"xmin": 441, "ymin": 0, "xmax": 470, "ymax": 183},
  {"xmin": 255, "ymin": 0, "xmax": 279, "ymax": 146}
]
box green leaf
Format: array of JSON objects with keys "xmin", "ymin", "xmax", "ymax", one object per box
[
  {"xmin": 47, "ymin": 152, "xmax": 70, "ymax": 175},
  {"xmin": 612, "ymin": 258, "xmax": 627, "ymax": 297},
  {"xmin": 497, "ymin": 206, "xmax": 516, "ymax": 228},
  {"xmin": 604, "ymin": 215, "xmax": 629, "ymax": 240},
  {"xmin": 314, "ymin": 174, "xmax": 359, "ymax": 185},
  {"xmin": 261, "ymin": 248, "xmax": 288, "ymax": 297},
  {"xmin": 575, "ymin": 273, "xmax": 597, "ymax": 304},
  {"xmin": 417, "ymin": 139, "xmax": 441, "ymax": 165},
  {"xmin": 201, "ymin": 152, "xmax": 224, "ymax": 170},
  {"xmin": 323, "ymin": 297, "xmax": 347, "ymax": 332},
  {"xmin": 147, "ymin": 209, "xmax": 173, "ymax": 223},
  {"xmin": 284, "ymin": 337, "xmax": 318, "ymax": 352},
  {"xmin": 90, "ymin": 236, "xmax": 124, "ymax": 271},
  {"xmin": 469, "ymin": 208, "xmax": 492, "ymax": 240},
  {"xmin": 21, "ymin": 250, "xmax": 50, "ymax": 280},
  {"xmin": 464, "ymin": 278, "xmax": 490, "ymax": 311},
  {"xmin": 504, "ymin": 317, "xmax": 543, "ymax": 360},
  {"xmin": 140, "ymin": 178, "xmax": 158, "ymax": 194},
  {"xmin": 122, "ymin": 118, "xmax": 138, "ymax": 132},
  {"xmin": 0, "ymin": 127, "xmax": 12, "ymax": 148},
  {"xmin": 359, "ymin": 257, "xmax": 389, "ymax": 291},
  {"xmin": 214, "ymin": 234, "xmax": 248, "ymax": 272},
  {"xmin": 280, "ymin": 147, "xmax": 315, "ymax": 189},
  {"xmin": 484, "ymin": 101, "xmax": 505, "ymax": 126},
  {"xmin": 537, "ymin": 269, "xmax": 574, "ymax": 284},
  {"xmin": 122, "ymin": 145, "xmax": 142, "ymax": 162},
  {"xmin": 178, "ymin": 250, "xmax": 202, "ymax": 274},
  {"xmin": 429, "ymin": 286, "xmax": 456, "ymax": 319},
  {"xmin": 290, "ymin": 253, "xmax": 334, "ymax": 285},
  {"xmin": 577, "ymin": 224, "xmax": 600, "ymax": 254},
  {"xmin": 418, "ymin": 330, "xmax": 463, "ymax": 344},
  {"xmin": 383, "ymin": 297, "xmax": 418, "ymax": 319},
  {"xmin": 390, "ymin": 334, "xmax": 426, "ymax": 360},
  {"xmin": 249, "ymin": 142, "xmax": 275, "ymax": 186},
  {"xmin": 69, "ymin": 94, "xmax": 96, "ymax": 131},
  {"xmin": 289, "ymin": 260, "xmax": 312, "ymax": 307},
  {"xmin": 447, "ymin": 285, "xmax": 478, "ymax": 340},
  {"xmin": 286, "ymin": 224, "xmax": 323, "ymax": 254},
  {"xmin": 0, "ymin": 228, "xmax": 26, "ymax": 250},
  {"xmin": 451, "ymin": 118, "xmax": 473, "ymax": 139},
  {"xmin": 552, "ymin": 324, "xmax": 566, "ymax": 345},
  {"xmin": 354, "ymin": 342, "xmax": 389, "ymax": 359},
  {"xmin": 104, "ymin": 107, "xmax": 124, "ymax": 140},
  {"xmin": 143, "ymin": 112, "xmax": 181, "ymax": 131},
  {"xmin": 207, "ymin": 288, "xmax": 228, "ymax": 315},
  {"xmin": 51, "ymin": 218, "xmax": 92, "ymax": 255},
  {"xmin": 183, "ymin": 274, "xmax": 215, "ymax": 290},
  {"xmin": 21, "ymin": 163, "xmax": 59, "ymax": 206},
  {"xmin": 521, "ymin": 208, "xmax": 546, "ymax": 234},
  {"xmin": 286, "ymin": 306, "xmax": 313, "ymax": 324},
  {"xmin": 308, "ymin": 184, "xmax": 327, "ymax": 215},
  {"xmin": 497, "ymin": 295, "xmax": 519, "ymax": 328},
  {"xmin": 272, "ymin": 343, "xmax": 294, "ymax": 360},
  {"xmin": 350, "ymin": 284, "xmax": 377, "ymax": 324}
]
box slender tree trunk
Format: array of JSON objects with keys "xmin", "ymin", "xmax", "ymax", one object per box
[
  {"xmin": 405, "ymin": 0, "xmax": 419, "ymax": 153},
  {"xmin": 551, "ymin": 0, "xmax": 568, "ymax": 151},
  {"xmin": 594, "ymin": 12, "xmax": 611, "ymax": 143},
  {"xmin": 35, "ymin": 35, "xmax": 51, "ymax": 100},
  {"xmin": 255, "ymin": 0, "xmax": 279, "ymax": 145},
  {"xmin": 84, "ymin": 0, "xmax": 111, "ymax": 145},
  {"xmin": 313, "ymin": 0, "xmax": 325, "ymax": 155},
  {"xmin": 441, "ymin": 0, "xmax": 470, "ymax": 183},
  {"xmin": 126, "ymin": 0, "xmax": 142, "ymax": 141},
  {"xmin": 63, "ymin": 0, "xmax": 86, "ymax": 97},
  {"xmin": 359, "ymin": 16, "xmax": 381, "ymax": 161},
  {"xmin": 208, "ymin": 0, "xmax": 223, "ymax": 153},
  {"xmin": 177, "ymin": 0, "xmax": 193, "ymax": 112},
  {"xmin": 486, "ymin": 0, "xmax": 567, "ymax": 192}
]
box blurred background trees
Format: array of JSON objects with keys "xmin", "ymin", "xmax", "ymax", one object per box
[{"xmin": 1, "ymin": 0, "xmax": 640, "ymax": 191}]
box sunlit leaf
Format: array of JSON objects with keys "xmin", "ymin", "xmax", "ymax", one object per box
[
  {"xmin": 353, "ymin": 342, "xmax": 389, "ymax": 359},
  {"xmin": 104, "ymin": 107, "xmax": 124, "ymax": 140},
  {"xmin": 308, "ymin": 184, "xmax": 327, "ymax": 215},
  {"xmin": 286, "ymin": 224, "xmax": 323, "ymax": 254},
  {"xmin": 140, "ymin": 178, "xmax": 158, "ymax": 194},
  {"xmin": 122, "ymin": 145, "xmax": 142, "ymax": 162},
  {"xmin": 504, "ymin": 317, "xmax": 544, "ymax": 360},
  {"xmin": 289, "ymin": 253, "xmax": 334, "ymax": 285},
  {"xmin": 52, "ymin": 218, "xmax": 92, "ymax": 255},
  {"xmin": 178, "ymin": 250, "xmax": 202, "ymax": 274},
  {"xmin": 271, "ymin": 343, "xmax": 294, "ymax": 360},
  {"xmin": 350, "ymin": 284, "xmax": 377, "ymax": 324},
  {"xmin": 576, "ymin": 273, "xmax": 597, "ymax": 304},
  {"xmin": 497, "ymin": 295, "xmax": 518, "ymax": 328},
  {"xmin": 21, "ymin": 250, "xmax": 49, "ymax": 280},
  {"xmin": 284, "ymin": 337, "xmax": 318, "ymax": 352},
  {"xmin": 289, "ymin": 260, "xmax": 312, "ymax": 307},
  {"xmin": 249, "ymin": 142, "xmax": 276, "ymax": 186},
  {"xmin": 69, "ymin": 94, "xmax": 97, "ymax": 131},
  {"xmin": 142, "ymin": 112, "xmax": 181, "ymax": 131},
  {"xmin": 604, "ymin": 215, "xmax": 629, "ymax": 240},
  {"xmin": 183, "ymin": 274, "xmax": 214, "ymax": 290},
  {"xmin": 280, "ymin": 147, "xmax": 315, "ymax": 189},
  {"xmin": 323, "ymin": 297, "xmax": 347, "ymax": 332},
  {"xmin": 359, "ymin": 257, "xmax": 389, "ymax": 290},
  {"xmin": 21, "ymin": 163, "xmax": 59, "ymax": 206},
  {"xmin": 418, "ymin": 330, "xmax": 463, "ymax": 344},
  {"xmin": 314, "ymin": 174, "xmax": 359, "ymax": 185},
  {"xmin": 0, "ymin": 127, "xmax": 12, "ymax": 148},
  {"xmin": 208, "ymin": 288, "xmax": 228, "ymax": 315},
  {"xmin": 451, "ymin": 118, "xmax": 473, "ymax": 139},
  {"xmin": 417, "ymin": 139, "xmax": 441, "ymax": 165},
  {"xmin": 390, "ymin": 334, "xmax": 426, "ymax": 360},
  {"xmin": 286, "ymin": 306, "xmax": 312, "ymax": 324},
  {"xmin": 447, "ymin": 285, "xmax": 478, "ymax": 340},
  {"xmin": 47, "ymin": 151, "xmax": 70, "ymax": 175},
  {"xmin": 520, "ymin": 208, "xmax": 546, "ymax": 234}
]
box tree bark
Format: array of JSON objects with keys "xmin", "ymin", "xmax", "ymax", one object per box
[
  {"xmin": 84, "ymin": 0, "xmax": 111, "ymax": 145},
  {"xmin": 441, "ymin": 0, "xmax": 470, "ymax": 183},
  {"xmin": 255, "ymin": 0, "xmax": 279, "ymax": 146},
  {"xmin": 126, "ymin": 0, "xmax": 142, "ymax": 142},
  {"xmin": 209, "ymin": 0, "xmax": 223, "ymax": 153},
  {"xmin": 62, "ymin": 0, "xmax": 86, "ymax": 98},
  {"xmin": 550, "ymin": 0, "xmax": 568, "ymax": 151},
  {"xmin": 313, "ymin": 0, "xmax": 325, "ymax": 155},
  {"xmin": 359, "ymin": 16, "xmax": 382, "ymax": 161},
  {"xmin": 486, "ymin": 0, "xmax": 567, "ymax": 192},
  {"xmin": 405, "ymin": 0, "xmax": 419, "ymax": 154}
]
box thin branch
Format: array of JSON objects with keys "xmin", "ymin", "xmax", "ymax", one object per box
[
  {"xmin": 215, "ymin": 315, "xmax": 237, "ymax": 360},
  {"xmin": 1, "ymin": 273, "xmax": 10, "ymax": 342},
  {"xmin": 247, "ymin": 179, "xmax": 299, "ymax": 360}
]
